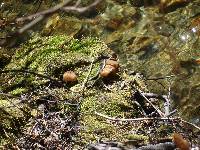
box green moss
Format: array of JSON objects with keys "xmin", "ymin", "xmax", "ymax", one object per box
[
  {"xmin": 126, "ymin": 134, "xmax": 149, "ymax": 144},
  {"xmin": 76, "ymin": 75, "xmax": 142, "ymax": 146},
  {"xmin": 0, "ymin": 98, "xmax": 27, "ymax": 145},
  {"xmin": 9, "ymin": 88, "xmax": 27, "ymax": 95},
  {"xmin": 0, "ymin": 99, "xmax": 24, "ymax": 118},
  {"xmin": 0, "ymin": 33, "xmax": 175, "ymax": 148},
  {"xmin": 0, "ymin": 34, "xmax": 111, "ymax": 146},
  {"xmin": 1, "ymin": 34, "xmax": 109, "ymax": 93}
]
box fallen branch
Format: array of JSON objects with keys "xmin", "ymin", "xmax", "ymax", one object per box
[
  {"xmin": 137, "ymin": 89, "xmax": 165, "ymax": 117},
  {"xmin": 141, "ymin": 92, "xmax": 169, "ymax": 102},
  {"xmin": 94, "ymin": 111, "xmax": 177, "ymax": 122},
  {"xmin": 141, "ymin": 92, "xmax": 172, "ymax": 116},
  {"xmin": 146, "ymin": 75, "xmax": 175, "ymax": 81},
  {"xmin": 95, "ymin": 111, "xmax": 200, "ymax": 131},
  {"xmin": 88, "ymin": 141, "xmax": 176, "ymax": 150},
  {"xmin": 180, "ymin": 118, "xmax": 200, "ymax": 131}
]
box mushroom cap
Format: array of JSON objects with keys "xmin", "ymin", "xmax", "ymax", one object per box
[
  {"xmin": 105, "ymin": 59, "xmax": 119, "ymax": 69},
  {"xmin": 173, "ymin": 133, "xmax": 190, "ymax": 150},
  {"xmin": 100, "ymin": 65, "xmax": 117, "ymax": 78},
  {"xmin": 63, "ymin": 71, "xmax": 77, "ymax": 82}
]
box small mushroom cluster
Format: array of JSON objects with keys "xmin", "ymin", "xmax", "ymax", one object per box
[
  {"xmin": 100, "ymin": 58, "xmax": 119, "ymax": 78},
  {"xmin": 63, "ymin": 56, "xmax": 119, "ymax": 83}
]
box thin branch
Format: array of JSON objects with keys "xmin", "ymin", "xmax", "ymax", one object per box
[
  {"xmin": 0, "ymin": 69, "xmax": 62, "ymax": 84},
  {"xmin": 0, "ymin": 91, "xmax": 20, "ymax": 99},
  {"xmin": 17, "ymin": 0, "xmax": 103, "ymax": 27},
  {"xmin": 140, "ymin": 92, "xmax": 173, "ymax": 117},
  {"xmin": 16, "ymin": 0, "xmax": 73, "ymax": 22},
  {"xmin": 134, "ymin": 100, "xmax": 148, "ymax": 117},
  {"xmin": 180, "ymin": 118, "xmax": 200, "ymax": 131},
  {"xmin": 62, "ymin": 0, "xmax": 103, "ymax": 13},
  {"xmin": 89, "ymin": 59, "xmax": 105, "ymax": 81},
  {"xmin": 167, "ymin": 109, "xmax": 177, "ymax": 117},
  {"xmin": 75, "ymin": 0, "xmax": 82, "ymax": 7},
  {"xmin": 146, "ymin": 75, "xmax": 175, "ymax": 81},
  {"xmin": 95, "ymin": 111, "xmax": 178, "ymax": 122},
  {"xmin": 18, "ymin": 15, "xmax": 44, "ymax": 34},
  {"xmin": 141, "ymin": 92, "xmax": 168, "ymax": 102},
  {"xmin": 137, "ymin": 89, "xmax": 165, "ymax": 117},
  {"xmin": 95, "ymin": 112, "xmax": 200, "ymax": 131},
  {"xmin": 81, "ymin": 59, "xmax": 95, "ymax": 93},
  {"xmin": 0, "ymin": 0, "xmax": 103, "ymax": 47}
]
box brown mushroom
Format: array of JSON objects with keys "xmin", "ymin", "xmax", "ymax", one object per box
[
  {"xmin": 173, "ymin": 133, "xmax": 190, "ymax": 150},
  {"xmin": 105, "ymin": 59, "xmax": 119, "ymax": 70},
  {"xmin": 100, "ymin": 65, "xmax": 117, "ymax": 78},
  {"xmin": 63, "ymin": 71, "xmax": 77, "ymax": 82},
  {"xmin": 100, "ymin": 57, "xmax": 119, "ymax": 78}
]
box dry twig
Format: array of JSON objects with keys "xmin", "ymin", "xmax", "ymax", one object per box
[
  {"xmin": 0, "ymin": 0, "xmax": 104, "ymax": 47},
  {"xmin": 94, "ymin": 111, "xmax": 177, "ymax": 122},
  {"xmin": 95, "ymin": 111, "xmax": 200, "ymax": 131},
  {"xmin": 137, "ymin": 89, "xmax": 165, "ymax": 117},
  {"xmin": 16, "ymin": 0, "xmax": 73, "ymax": 22},
  {"xmin": 141, "ymin": 92, "xmax": 173, "ymax": 116},
  {"xmin": 61, "ymin": 0, "xmax": 103, "ymax": 13},
  {"xmin": 180, "ymin": 119, "xmax": 200, "ymax": 131},
  {"xmin": 17, "ymin": 0, "xmax": 103, "ymax": 33},
  {"xmin": 81, "ymin": 59, "xmax": 95, "ymax": 94},
  {"xmin": 0, "ymin": 69, "xmax": 62, "ymax": 84}
]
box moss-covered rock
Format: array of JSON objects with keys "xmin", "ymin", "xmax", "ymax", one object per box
[
  {"xmin": 1, "ymin": 34, "xmax": 109, "ymax": 93},
  {"xmin": 0, "ymin": 34, "xmax": 111, "ymax": 146},
  {"xmin": 1, "ymin": 0, "xmax": 200, "ymax": 148},
  {"xmin": 1, "ymin": 33, "xmax": 162, "ymax": 147}
]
